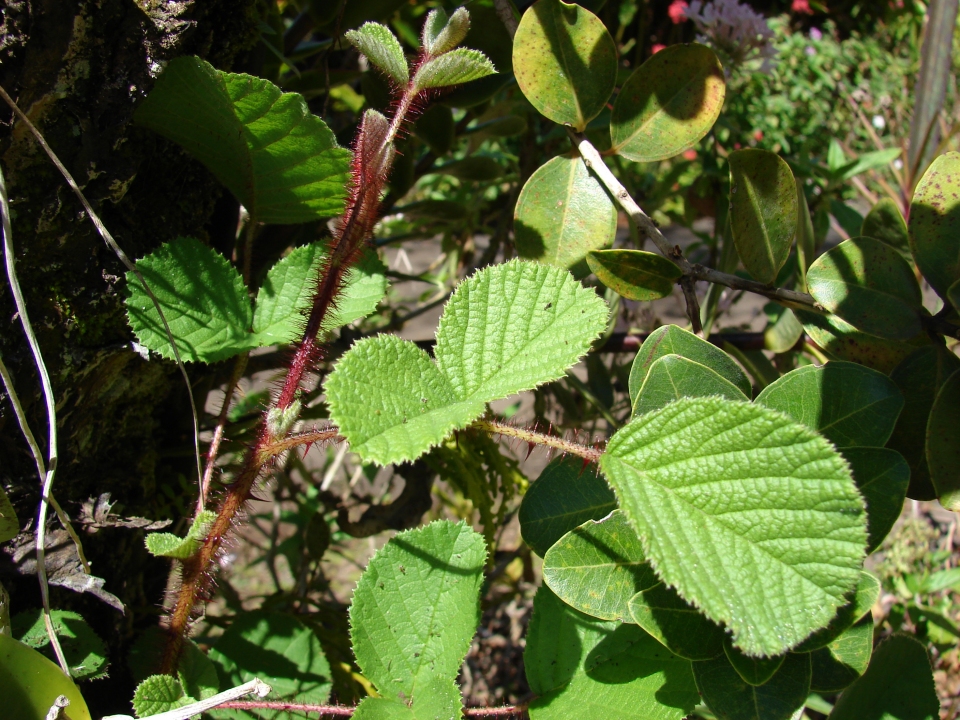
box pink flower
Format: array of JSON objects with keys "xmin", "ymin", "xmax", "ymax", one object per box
[
  {"xmin": 668, "ymin": 0, "xmax": 689, "ymax": 24},
  {"xmin": 791, "ymin": 0, "xmax": 813, "ymax": 13},
  {"xmin": 651, "ymin": 43, "xmax": 667, "ymax": 54}
]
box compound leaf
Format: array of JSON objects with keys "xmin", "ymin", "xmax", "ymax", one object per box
[
  {"xmin": 632, "ymin": 354, "xmax": 748, "ymax": 416},
  {"xmin": 413, "ymin": 48, "xmax": 496, "ymax": 91},
  {"xmin": 601, "ymin": 397, "xmax": 867, "ymax": 657},
  {"xmin": 586, "ymin": 249, "xmax": 681, "ymax": 301},
  {"xmin": 135, "ymin": 56, "xmax": 351, "ymax": 224},
  {"xmin": 628, "ymin": 583, "xmax": 726, "ymax": 661},
  {"xmin": 693, "ymin": 652, "xmax": 811, "ymax": 720},
  {"xmin": 908, "ymin": 151, "xmax": 960, "ymax": 299},
  {"xmin": 927, "ymin": 369, "xmax": 960, "ymax": 510},
  {"xmin": 842, "ymin": 447, "xmax": 909, "ymax": 552}
]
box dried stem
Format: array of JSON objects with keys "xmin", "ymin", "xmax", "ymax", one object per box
[{"xmin": 473, "ymin": 419, "xmax": 604, "ymax": 464}]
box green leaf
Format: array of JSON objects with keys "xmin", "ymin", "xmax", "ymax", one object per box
[
  {"xmin": 796, "ymin": 185, "xmax": 815, "ymax": 286},
  {"xmin": 828, "ymin": 634, "xmax": 939, "ymax": 720},
  {"xmin": 518, "ymin": 456, "xmax": 618, "ymax": 557},
  {"xmin": 755, "ymin": 362, "xmax": 903, "ymax": 449},
  {"xmin": 413, "ymin": 48, "xmax": 496, "ymax": 91},
  {"xmin": 628, "ymin": 325, "xmax": 752, "ymax": 403},
  {"xmin": 345, "ymin": 22, "xmax": 409, "ymax": 86},
  {"xmin": 526, "ymin": 586, "xmax": 699, "ymax": 720},
  {"xmin": 209, "ymin": 611, "xmax": 331, "ymax": 717},
  {"xmin": 632, "ymin": 354, "xmax": 748, "ymax": 416},
  {"xmin": 807, "ymin": 237, "xmax": 923, "ymax": 340},
  {"xmin": 601, "ymin": 397, "xmax": 867, "ymax": 656},
  {"xmin": 513, "ymin": 0, "xmax": 617, "ymax": 131},
  {"xmin": 723, "ymin": 639, "xmax": 785, "ymax": 686},
  {"xmin": 840, "ymin": 147, "xmax": 902, "ymax": 181},
  {"xmin": 134, "ymin": 675, "xmax": 190, "ymax": 716},
  {"xmin": 861, "ymin": 197, "xmax": 909, "ymax": 253},
  {"xmin": 610, "ymin": 44, "xmax": 725, "ymax": 162},
  {"xmin": 252, "ymin": 243, "xmax": 387, "ymax": 345},
  {"xmin": 543, "ymin": 510, "xmax": 657, "ymax": 622},
  {"xmin": 793, "ymin": 571, "xmax": 879, "ymax": 653},
  {"xmin": 129, "ymin": 628, "xmax": 219, "ymax": 701},
  {"xmin": 0, "ymin": 634, "xmax": 92, "ymax": 720},
  {"xmin": 134, "ymin": 57, "xmax": 351, "ymax": 224},
  {"xmin": 352, "ymin": 677, "xmax": 462, "ymax": 720},
  {"xmin": 729, "ymin": 149, "xmax": 799, "ymax": 285},
  {"xmin": 350, "ymin": 521, "xmax": 484, "ymax": 706},
  {"xmin": 126, "ymin": 237, "xmax": 253, "ymax": 363},
  {"xmin": 693, "ymin": 652, "xmax": 811, "ymax": 720},
  {"xmin": 927, "ymin": 369, "xmax": 960, "ymax": 510},
  {"xmin": 515, "ymin": 154, "xmax": 617, "ymax": 274},
  {"xmin": 628, "ymin": 583, "xmax": 726, "ymax": 661},
  {"xmin": 949, "ymin": 278, "xmax": 960, "ymax": 313},
  {"xmin": 809, "ymin": 616, "xmax": 873, "ymax": 693},
  {"xmin": 830, "ymin": 200, "xmax": 865, "ymax": 239},
  {"xmin": 842, "ymin": 448, "xmax": 909, "ymax": 552},
  {"xmin": 13, "ymin": 609, "xmax": 107, "ymax": 681},
  {"xmin": 422, "ymin": 7, "xmax": 470, "ymax": 56},
  {"xmin": 763, "ymin": 304, "xmax": 803, "ymax": 354},
  {"xmin": 586, "ymin": 249, "xmax": 681, "ymax": 301},
  {"xmin": 145, "ymin": 510, "xmax": 216, "ymax": 559},
  {"xmin": 909, "ymin": 151, "xmax": 960, "ymax": 299},
  {"xmin": 0, "ymin": 486, "xmax": 17, "ymax": 543}
]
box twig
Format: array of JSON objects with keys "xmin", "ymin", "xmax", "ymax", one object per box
[
  {"xmin": 198, "ymin": 353, "xmax": 249, "ymax": 514},
  {"xmin": 0, "ymin": 163, "xmax": 70, "ymax": 676},
  {"xmin": 257, "ymin": 426, "xmax": 342, "ymax": 463},
  {"xmin": 102, "ymin": 678, "xmax": 272, "ymax": 720},
  {"xmin": 493, "ymin": 0, "xmax": 519, "ymax": 38},
  {"xmin": 679, "ymin": 276, "xmax": 704, "ymax": 336},
  {"xmin": 473, "ymin": 418, "xmax": 604, "ymax": 463}
]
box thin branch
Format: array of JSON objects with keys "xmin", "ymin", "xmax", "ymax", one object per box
[
  {"xmin": 102, "ymin": 678, "xmax": 272, "ymax": 720},
  {"xmin": 198, "ymin": 353, "xmax": 249, "ymax": 514},
  {"xmin": 257, "ymin": 426, "xmax": 342, "ymax": 462},
  {"xmin": 493, "ymin": 0, "xmax": 519, "ymax": 38},
  {"xmin": 679, "ymin": 276, "xmax": 704, "ymax": 337},
  {"xmin": 212, "ymin": 700, "xmax": 530, "ymax": 718},
  {"xmin": 466, "ymin": 704, "xmax": 530, "ymax": 717},
  {"xmin": 473, "ymin": 419, "xmax": 604, "ymax": 463}
]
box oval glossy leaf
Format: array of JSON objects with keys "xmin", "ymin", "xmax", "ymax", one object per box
[
  {"xmin": 633, "ymin": 354, "xmax": 748, "ymax": 416},
  {"xmin": 519, "ymin": 457, "xmax": 618, "ymax": 557},
  {"xmin": 729, "ymin": 149, "xmax": 799, "ymax": 285},
  {"xmin": 828, "ymin": 634, "xmax": 939, "ymax": 720},
  {"xmin": 842, "ymin": 448, "xmax": 909, "ymax": 552},
  {"xmin": 793, "ymin": 571, "xmax": 879, "ymax": 653},
  {"xmin": 693, "ymin": 652, "xmax": 811, "ymax": 720},
  {"xmin": 611, "ymin": 44, "xmax": 725, "ymax": 162},
  {"xmin": 513, "ymin": 0, "xmax": 617, "ymax": 131},
  {"xmin": 135, "ymin": 57, "xmax": 351, "ymax": 224},
  {"xmin": 807, "ymin": 237, "xmax": 923, "ymax": 340},
  {"xmin": 601, "ymin": 397, "xmax": 867, "ymax": 657},
  {"xmin": 861, "ymin": 197, "xmax": 909, "ymax": 253},
  {"xmin": 628, "ymin": 324, "xmax": 752, "ymax": 402},
  {"xmin": 543, "ymin": 510, "xmax": 657, "ymax": 622},
  {"xmin": 927, "ymin": 369, "xmax": 960, "ymax": 510},
  {"xmin": 586, "ymin": 249, "xmax": 681, "ymax": 301},
  {"xmin": 763, "ymin": 304, "xmax": 804, "ymax": 354},
  {"xmin": 908, "ymin": 151, "xmax": 960, "ymax": 299},
  {"xmin": 628, "ymin": 583, "xmax": 726, "ymax": 661},
  {"xmin": 0, "ymin": 486, "xmax": 17, "ymax": 543},
  {"xmin": 722, "ymin": 639, "xmax": 785, "ymax": 686},
  {"xmin": 809, "ymin": 616, "xmax": 873, "ymax": 693},
  {"xmin": 0, "ymin": 634, "xmax": 92, "ymax": 720},
  {"xmin": 755, "ymin": 361, "xmax": 903, "ymax": 449},
  {"xmin": 515, "ymin": 154, "xmax": 617, "ymax": 273}
]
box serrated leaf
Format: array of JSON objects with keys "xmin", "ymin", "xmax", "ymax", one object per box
[
  {"xmin": 515, "ymin": 155, "xmax": 617, "ymax": 274},
  {"xmin": 413, "ymin": 48, "xmax": 496, "ymax": 91},
  {"xmin": 519, "ymin": 457, "xmax": 618, "ymax": 557},
  {"xmin": 145, "ymin": 510, "xmax": 216, "ymax": 560},
  {"xmin": 345, "ymin": 22, "xmax": 409, "ymax": 85},
  {"xmin": 0, "ymin": 486, "xmax": 17, "ymax": 543},
  {"xmin": 352, "ymin": 677, "xmax": 462, "ymax": 720},
  {"xmin": 526, "ymin": 586, "xmax": 699, "ymax": 720},
  {"xmin": 927, "ymin": 369, "xmax": 960, "ymax": 510},
  {"xmin": 628, "ymin": 325, "xmax": 752, "ymax": 402},
  {"xmin": 628, "ymin": 583, "xmax": 726, "ymax": 661},
  {"xmin": 763, "ymin": 304, "xmax": 804, "ymax": 353},
  {"xmin": 755, "ymin": 361, "xmax": 903, "ymax": 449},
  {"xmin": 513, "ymin": 0, "xmax": 617, "ymax": 131},
  {"xmin": 0, "ymin": 634, "xmax": 92, "ymax": 720},
  {"xmin": 793, "ymin": 571, "xmax": 879, "ymax": 653},
  {"xmin": 828, "ymin": 634, "xmax": 939, "ymax": 720},
  {"xmin": 134, "ymin": 675, "xmax": 190, "ymax": 717},
  {"xmin": 861, "ymin": 197, "xmax": 909, "ymax": 253},
  {"xmin": 252, "ymin": 243, "xmax": 387, "ymax": 345},
  {"xmin": 693, "ymin": 652, "xmax": 811, "ymax": 720},
  {"xmin": 809, "ymin": 616, "xmax": 873, "ymax": 693},
  {"xmin": 908, "ymin": 151, "xmax": 960, "ymax": 299},
  {"xmin": 601, "ymin": 397, "xmax": 867, "ymax": 656},
  {"xmin": 350, "ymin": 521, "xmax": 484, "ymax": 706},
  {"xmin": 729, "ymin": 149, "xmax": 799, "ymax": 285},
  {"xmin": 723, "ymin": 639, "xmax": 785, "ymax": 686},
  {"xmin": 610, "ymin": 44, "xmax": 725, "ymax": 162},
  {"xmin": 135, "ymin": 57, "xmax": 351, "ymax": 224},
  {"xmin": 126, "ymin": 238, "xmax": 253, "ymax": 363},
  {"xmin": 586, "ymin": 249, "xmax": 681, "ymax": 301},
  {"xmin": 209, "ymin": 611, "xmax": 330, "ymax": 718},
  {"xmin": 13, "ymin": 609, "xmax": 107, "ymax": 681},
  {"xmin": 807, "ymin": 237, "xmax": 923, "ymax": 340},
  {"xmin": 633, "ymin": 354, "xmax": 748, "ymax": 416},
  {"xmin": 129, "ymin": 628, "xmax": 219, "ymax": 702},
  {"xmin": 841, "ymin": 448, "xmax": 908, "ymax": 552},
  {"xmin": 422, "ymin": 7, "xmax": 470, "ymax": 56},
  {"xmin": 543, "ymin": 510, "xmax": 657, "ymax": 622}
]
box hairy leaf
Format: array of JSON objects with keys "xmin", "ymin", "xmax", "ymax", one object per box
[
  {"xmin": 908, "ymin": 151, "xmax": 960, "ymax": 299},
  {"xmin": 628, "ymin": 583, "xmax": 726, "ymax": 661},
  {"xmin": 586, "ymin": 249, "xmax": 681, "ymax": 301},
  {"xmin": 861, "ymin": 197, "xmax": 909, "ymax": 253},
  {"xmin": 794, "ymin": 571, "xmax": 879, "ymax": 653},
  {"xmin": 350, "ymin": 521, "xmax": 485, "ymax": 705},
  {"xmin": 842, "ymin": 448, "xmax": 909, "ymax": 552},
  {"xmin": 755, "ymin": 362, "xmax": 903, "ymax": 449},
  {"xmin": 352, "ymin": 677, "xmax": 462, "ymax": 720},
  {"xmin": 126, "ymin": 238, "xmax": 253, "ymax": 363},
  {"xmin": 602, "ymin": 397, "xmax": 867, "ymax": 656},
  {"xmin": 515, "ymin": 155, "xmax": 617, "ymax": 273},
  {"xmin": 809, "ymin": 616, "xmax": 873, "ymax": 693},
  {"xmin": 129, "ymin": 628, "xmax": 220, "ymax": 702},
  {"xmin": 145, "ymin": 510, "xmax": 216, "ymax": 560},
  {"xmin": 729, "ymin": 149, "xmax": 798, "ymax": 285},
  {"xmin": 134, "ymin": 675, "xmax": 190, "ymax": 716},
  {"xmin": 422, "ymin": 7, "xmax": 470, "ymax": 56},
  {"xmin": 345, "ymin": 22, "xmax": 409, "ymax": 85},
  {"xmin": 633, "ymin": 354, "xmax": 748, "ymax": 416},
  {"xmin": 927, "ymin": 369, "xmax": 960, "ymax": 509},
  {"xmin": 693, "ymin": 652, "xmax": 811, "ymax": 720},
  {"xmin": 135, "ymin": 57, "xmax": 351, "ymax": 224},
  {"xmin": 519, "ymin": 457, "xmax": 618, "ymax": 557},
  {"xmin": 0, "ymin": 487, "xmax": 17, "ymax": 543},
  {"xmin": 0, "ymin": 634, "xmax": 92, "ymax": 720},
  {"xmin": 611, "ymin": 44, "xmax": 725, "ymax": 162},
  {"xmin": 13, "ymin": 609, "xmax": 107, "ymax": 681},
  {"xmin": 413, "ymin": 48, "xmax": 496, "ymax": 91},
  {"xmin": 513, "ymin": 0, "xmax": 617, "ymax": 130}
]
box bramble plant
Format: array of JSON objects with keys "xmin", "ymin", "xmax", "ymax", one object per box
[{"xmin": 2, "ymin": 1, "xmax": 959, "ymax": 719}]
